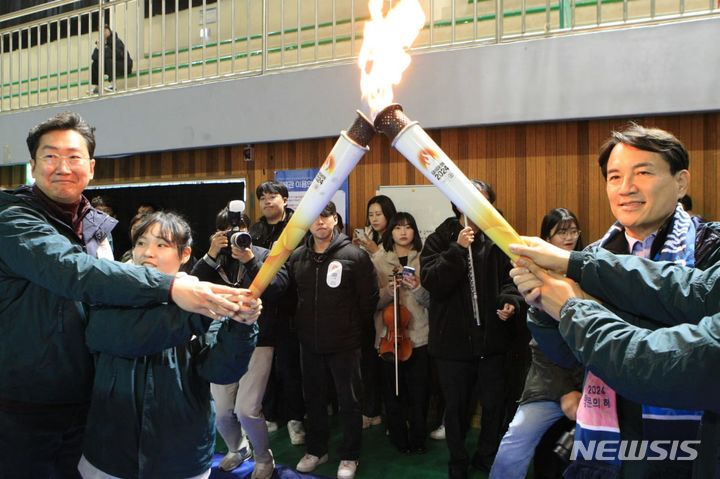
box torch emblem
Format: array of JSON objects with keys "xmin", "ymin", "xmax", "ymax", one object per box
[
  {"xmin": 418, "ymin": 148, "xmax": 434, "ymax": 169},
  {"xmin": 418, "ymin": 148, "xmax": 453, "ymax": 183},
  {"xmin": 322, "ymin": 154, "xmax": 336, "ymax": 174}
]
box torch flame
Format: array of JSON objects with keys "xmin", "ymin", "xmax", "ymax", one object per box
[{"xmin": 358, "ymin": 0, "xmax": 426, "ymax": 120}]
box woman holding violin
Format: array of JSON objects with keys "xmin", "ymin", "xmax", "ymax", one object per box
[{"xmin": 372, "ymin": 212, "xmax": 431, "ymax": 454}]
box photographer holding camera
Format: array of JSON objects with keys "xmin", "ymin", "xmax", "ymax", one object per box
[
  {"xmin": 191, "ymin": 201, "xmax": 289, "ymax": 478},
  {"xmin": 198, "ymin": 201, "xmax": 255, "ymax": 283}
]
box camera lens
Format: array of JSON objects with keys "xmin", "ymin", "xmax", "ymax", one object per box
[
  {"xmin": 230, "ymin": 231, "xmax": 252, "ymax": 249},
  {"xmin": 553, "ymin": 427, "xmax": 575, "ymax": 463}
]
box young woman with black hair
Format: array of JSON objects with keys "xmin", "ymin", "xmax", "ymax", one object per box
[{"xmin": 372, "ymin": 212, "xmax": 431, "ymax": 454}]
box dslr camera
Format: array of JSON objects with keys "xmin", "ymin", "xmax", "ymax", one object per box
[
  {"xmin": 222, "ymin": 200, "xmax": 252, "ymax": 256},
  {"xmin": 554, "ymin": 426, "xmax": 575, "ymax": 463}
]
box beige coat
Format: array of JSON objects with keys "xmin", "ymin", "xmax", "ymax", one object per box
[{"xmin": 372, "ymin": 247, "xmax": 430, "ymax": 349}]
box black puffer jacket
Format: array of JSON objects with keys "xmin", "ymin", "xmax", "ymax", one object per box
[
  {"xmin": 249, "ymin": 207, "xmax": 298, "ymax": 328},
  {"xmin": 420, "ymin": 217, "xmax": 523, "ymax": 360},
  {"xmin": 287, "ymin": 232, "xmax": 378, "ymax": 354},
  {"xmin": 249, "ymin": 207, "xmax": 295, "ymax": 249}
]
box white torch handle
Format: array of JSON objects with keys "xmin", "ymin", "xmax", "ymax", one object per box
[
  {"xmin": 249, "ymin": 132, "xmax": 369, "ymax": 298},
  {"xmin": 392, "ymin": 122, "xmax": 523, "ymax": 260}
]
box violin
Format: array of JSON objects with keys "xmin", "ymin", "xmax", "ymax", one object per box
[{"xmin": 378, "ymin": 272, "xmax": 413, "ymax": 395}]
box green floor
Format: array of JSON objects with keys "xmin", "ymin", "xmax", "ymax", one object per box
[{"xmin": 217, "ymin": 418, "xmax": 492, "ymax": 479}]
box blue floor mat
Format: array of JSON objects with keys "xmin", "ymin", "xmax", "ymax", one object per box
[{"xmin": 209, "ymin": 453, "xmax": 332, "ymax": 479}]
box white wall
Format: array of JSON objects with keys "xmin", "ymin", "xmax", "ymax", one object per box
[{"xmin": 1, "ymin": 17, "xmax": 718, "ymax": 165}]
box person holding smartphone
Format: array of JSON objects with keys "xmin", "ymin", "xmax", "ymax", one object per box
[
  {"xmin": 353, "ymin": 195, "xmax": 397, "ymax": 256},
  {"xmin": 353, "ymin": 195, "xmax": 398, "ymax": 429},
  {"xmin": 371, "ymin": 212, "xmax": 431, "ymax": 454}
]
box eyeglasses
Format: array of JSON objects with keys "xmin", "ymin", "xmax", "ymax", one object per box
[
  {"xmin": 554, "ymin": 228, "xmax": 581, "ymax": 238},
  {"xmin": 36, "ymin": 153, "xmax": 90, "ymax": 167}
]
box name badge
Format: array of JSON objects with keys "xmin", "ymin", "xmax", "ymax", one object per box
[{"xmin": 326, "ymin": 261, "xmax": 343, "ymax": 288}]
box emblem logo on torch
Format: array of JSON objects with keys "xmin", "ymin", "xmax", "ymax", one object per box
[
  {"xmin": 418, "ymin": 148, "xmax": 434, "ymax": 169},
  {"xmin": 418, "ymin": 148, "xmax": 454, "ymax": 184},
  {"xmin": 322, "ymin": 154, "xmax": 336, "ymax": 174}
]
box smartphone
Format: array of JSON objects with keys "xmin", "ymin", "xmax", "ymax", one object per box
[
  {"xmin": 402, "ymin": 266, "xmax": 416, "ymax": 281},
  {"xmin": 354, "ymin": 228, "xmax": 366, "ymax": 240}
]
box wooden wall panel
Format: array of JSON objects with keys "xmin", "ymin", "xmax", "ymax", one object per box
[
  {"xmin": 2, "ymin": 112, "xmax": 718, "ymax": 245},
  {"xmin": 0, "ymin": 164, "xmax": 27, "ymax": 189}
]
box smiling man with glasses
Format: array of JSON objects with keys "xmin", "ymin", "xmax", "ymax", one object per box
[
  {"xmin": 0, "ymin": 112, "xmax": 261, "ymax": 479},
  {"xmin": 30, "ymin": 124, "xmax": 98, "ymax": 211}
]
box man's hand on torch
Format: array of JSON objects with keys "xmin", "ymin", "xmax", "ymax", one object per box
[
  {"xmin": 509, "ymin": 259, "xmax": 585, "ymax": 320},
  {"xmin": 509, "ymin": 237, "xmax": 572, "ymax": 274},
  {"xmin": 170, "ymin": 274, "xmax": 260, "ymax": 322}
]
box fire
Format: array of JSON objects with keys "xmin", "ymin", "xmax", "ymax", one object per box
[{"xmin": 358, "ymin": 0, "xmax": 426, "ymax": 120}]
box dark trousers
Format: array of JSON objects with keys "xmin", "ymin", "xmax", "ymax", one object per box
[
  {"xmin": 301, "ymin": 347, "xmax": 363, "ymax": 460},
  {"xmin": 361, "ymin": 345, "xmax": 383, "ymax": 418},
  {"xmin": 381, "ymin": 345, "xmax": 430, "ymax": 450},
  {"xmin": 0, "ymin": 403, "xmax": 88, "ymax": 479},
  {"xmin": 435, "ymin": 354, "xmax": 507, "ymax": 478},
  {"xmin": 263, "ymin": 330, "xmax": 305, "ymax": 423},
  {"xmin": 91, "ymin": 58, "xmax": 132, "ymax": 85}
]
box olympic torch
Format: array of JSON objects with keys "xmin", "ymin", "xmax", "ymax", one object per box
[
  {"xmin": 374, "ymin": 104, "xmax": 523, "ymax": 260},
  {"xmin": 248, "ymin": 112, "xmax": 375, "ymax": 298}
]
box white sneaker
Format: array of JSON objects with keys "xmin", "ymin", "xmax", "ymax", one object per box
[
  {"xmin": 266, "ymin": 420, "xmax": 278, "ymax": 432},
  {"xmin": 287, "ymin": 419, "xmax": 306, "ymax": 445},
  {"xmin": 430, "ymin": 424, "xmax": 446, "ymax": 440},
  {"xmin": 218, "ymin": 447, "xmax": 252, "ymax": 471},
  {"xmin": 251, "ymin": 450, "xmax": 275, "ymax": 479},
  {"xmin": 296, "ymin": 453, "xmax": 328, "ymax": 473},
  {"xmin": 337, "ymin": 460, "xmax": 358, "ymax": 479}
]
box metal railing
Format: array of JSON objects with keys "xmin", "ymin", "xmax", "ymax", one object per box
[{"xmin": 1, "ymin": 0, "xmax": 717, "ymax": 113}]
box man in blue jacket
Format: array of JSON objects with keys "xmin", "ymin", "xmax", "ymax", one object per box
[
  {"xmin": 511, "ymin": 123, "xmax": 720, "ymax": 479},
  {"xmin": 509, "ymin": 242, "xmax": 720, "ymax": 478},
  {"xmin": 0, "ymin": 112, "xmax": 261, "ymax": 479}
]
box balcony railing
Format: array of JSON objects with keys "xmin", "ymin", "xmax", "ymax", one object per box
[{"xmin": 1, "ymin": 0, "xmax": 717, "ymax": 113}]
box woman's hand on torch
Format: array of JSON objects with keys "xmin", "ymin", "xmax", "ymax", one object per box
[
  {"xmin": 457, "ymin": 226, "xmax": 475, "ymax": 249},
  {"xmin": 509, "ymin": 259, "xmax": 584, "ymax": 320},
  {"xmin": 224, "ymin": 290, "xmax": 263, "ymax": 325},
  {"xmin": 509, "ymin": 236, "xmax": 571, "ymax": 274}
]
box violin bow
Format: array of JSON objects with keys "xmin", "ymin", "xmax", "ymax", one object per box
[{"xmin": 392, "ymin": 272, "xmax": 400, "ymax": 396}]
